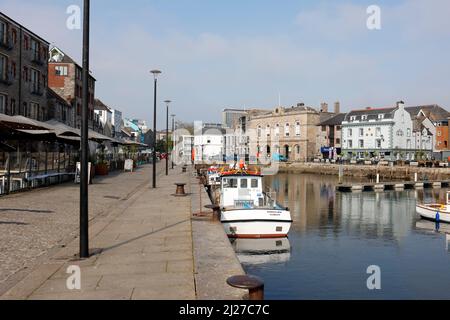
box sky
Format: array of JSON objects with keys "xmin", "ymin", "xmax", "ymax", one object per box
[{"xmin": 1, "ymin": 0, "xmax": 450, "ymax": 129}]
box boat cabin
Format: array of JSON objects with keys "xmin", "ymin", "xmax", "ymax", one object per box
[{"xmin": 220, "ymin": 174, "xmax": 266, "ymax": 208}]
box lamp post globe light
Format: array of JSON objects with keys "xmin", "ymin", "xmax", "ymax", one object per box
[
  {"xmin": 171, "ymin": 114, "xmax": 176, "ymax": 169},
  {"xmin": 151, "ymin": 70, "xmax": 161, "ymax": 188},
  {"xmin": 164, "ymin": 100, "xmax": 171, "ymax": 176}
]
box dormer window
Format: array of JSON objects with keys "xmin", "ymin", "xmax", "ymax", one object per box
[
  {"xmin": 350, "ymin": 116, "xmax": 356, "ymax": 121},
  {"xmin": 361, "ymin": 115, "xmax": 368, "ymax": 120},
  {"xmin": 378, "ymin": 114, "xmax": 384, "ymax": 119}
]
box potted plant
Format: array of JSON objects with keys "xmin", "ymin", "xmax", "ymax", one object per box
[{"xmin": 95, "ymin": 146, "xmax": 109, "ymax": 176}]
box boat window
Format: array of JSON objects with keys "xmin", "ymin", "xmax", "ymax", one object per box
[
  {"xmin": 251, "ymin": 179, "xmax": 259, "ymax": 188},
  {"xmin": 240, "ymin": 179, "xmax": 248, "ymax": 188},
  {"xmin": 223, "ymin": 178, "xmax": 238, "ymax": 188}
]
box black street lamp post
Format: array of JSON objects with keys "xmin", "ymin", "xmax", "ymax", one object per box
[
  {"xmin": 80, "ymin": 0, "xmax": 90, "ymax": 258},
  {"xmin": 164, "ymin": 100, "xmax": 171, "ymax": 176},
  {"xmin": 151, "ymin": 70, "xmax": 161, "ymax": 188},
  {"xmin": 171, "ymin": 114, "xmax": 175, "ymax": 169}
]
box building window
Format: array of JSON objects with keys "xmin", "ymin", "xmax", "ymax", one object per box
[
  {"xmin": 266, "ymin": 125, "xmax": 270, "ymax": 136},
  {"xmin": 31, "ymin": 38, "xmax": 40, "ymax": 60},
  {"xmin": 31, "ymin": 68, "xmax": 40, "ymax": 92},
  {"xmin": 0, "ymin": 54, "xmax": 6, "ymax": 80},
  {"xmin": 55, "ymin": 65, "xmax": 68, "ymax": 76},
  {"xmin": 295, "ymin": 122, "xmax": 300, "ymax": 136},
  {"xmin": 336, "ymin": 138, "xmax": 341, "ymax": 145},
  {"xmin": 359, "ymin": 139, "xmax": 364, "ymax": 148},
  {"xmin": 348, "ymin": 128, "xmax": 352, "ymax": 137},
  {"xmin": 0, "ymin": 20, "xmax": 5, "ymax": 42},
  {"xmin": 407, "ymin": 128, "xmax": 411, "ymax": 137},
  {"xmin": 378, "ymin": 114, "xmax": 384, "ymax": 119},
  {"xmin": 350, "ymin": 116, "xmax": 356, "ymax": 121},
  {"xmin": 348, "ymin": 140, "xmax": 353, "ymax": 148},
  {"xmin": 321, "ymin": 126, "xmax": 326, "ymax": 132},
  {"xmin": 257, "ymin": 126, "xmax": 262, "ymax": 138},
  {"xmin": 29, "ymin": 102, "xmax": 39, "ymax": 119},
  {"xmin": 10, "ymin": 99, "xmax": 16, "ymax": 115},
  {"xmin": 376, "ymin": 139, "xmax": 381, "ymax": 148},
  {"xmin": 359, "ymin": 128, "xmax": 364, "ymax": 136},
  {"xmin": 0, "ymin": 94, "xmax": 6, "ymax": 114},
  {"xmin": 275, "ymin": 124, "xmax": 280, "ymax": 136},
  {"xmin": 361, "ymin": 115, "xmax": 367, "ymax": 120},
  {"xmin": 285, "ymin": 123, "xmax": 290, "ymax": 137},
  {"xmin": 437, "ymin": 131, "xmax": 442, "ymax": 137},
  {"xmin": 376, "ymin": 127, "xmax": 381, "ymax": 137}
]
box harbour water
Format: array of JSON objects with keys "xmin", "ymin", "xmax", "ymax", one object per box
[{"xmin": 232, "ymin": 173, "xmax": 450, "ymax": 299}]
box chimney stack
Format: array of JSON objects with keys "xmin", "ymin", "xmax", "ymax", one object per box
[
  {"xmin": 297, "ymin": 102, "xmax": 305, "ymax": 107},
  {"xmin": 334, "ymin": 101, "xmax": 340, "ymax": 114},
  {"xmin": 320, "ymin": 103, "xmax": 329, "ymax": 113},
  {"xmin": 397, "ymin": 100, "xmax": 405, "ymax": 109}
]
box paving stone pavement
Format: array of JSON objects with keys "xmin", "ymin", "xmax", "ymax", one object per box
[{"xmin": 0, "ymin": 162, "xmax": 196, "ymax": 299}]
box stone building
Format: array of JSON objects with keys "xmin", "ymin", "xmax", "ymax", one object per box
[
  {"xmin": 0, "ymin": 12, "xmax": 49, "ymax": 120},
  {"xmin": 48, "ymin": 46, "xmax": 96, "ymax": 129},
  {"xmin": 246, "ymin": 103, "xmax": 323, "ymax": 162}
]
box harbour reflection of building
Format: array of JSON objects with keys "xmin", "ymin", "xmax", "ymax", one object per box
[
  {"xmin": 339, "ymin": 191, "xmax": 417, "ymax": 242},
  {"xmin": 231, "ymin": 238, "xmax": 291, "ymax": 265},
  {"xmin": 264, "ymin": 173, "xmax": 342, "ymax": 232}
]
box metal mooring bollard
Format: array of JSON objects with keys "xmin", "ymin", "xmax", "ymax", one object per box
[
  {"xmin": 227, "ymin": 275, "xmax": 264, "ymax": 300},
  {"xmin": 204, "ymin": 204, "xmax": 221, "ymax": 221},
  {"xmin": 175, "ymin": 183, "xmax": 186, "ymax": 196}
]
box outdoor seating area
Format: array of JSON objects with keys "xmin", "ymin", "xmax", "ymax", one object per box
[{"xmin": 0, "ymin": 114, "xmax": 149, "ymax": 196}]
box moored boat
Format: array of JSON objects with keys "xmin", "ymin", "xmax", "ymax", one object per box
[
  {"xmin": 416, "ymin": 191, "xmax": 450, "ymax": 223},
  {"xmin": 219, "ymin": 164, "xmax": 292, "ymax": 238}
]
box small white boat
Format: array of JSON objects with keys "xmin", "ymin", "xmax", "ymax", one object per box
[
  {"xmin": 219, "ymin": 165, "xmax": 292, "ymax": 238},
  {"xmin": 416, "ymin": 191, "xmax": 450, "ymax": 223}
]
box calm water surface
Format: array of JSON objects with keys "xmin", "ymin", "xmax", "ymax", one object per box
[{"xmin": 231, "ymin": 173, "xmax": 450, "ymax": 299}]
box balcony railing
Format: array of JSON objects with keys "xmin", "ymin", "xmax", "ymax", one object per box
[
  {"xmin": 30, "ymin": 82, "xmax": 44, "ymax": 96},
  {"xmin": 0, "ymin": 34, "xmax": 13, "ymax": 50},
  {"xmin": 31, "ymin": 51, "xmax": 45, "ymax": 66},
  {"xmin": 0, "ymin": 71, "xmax": 13, "ymax": 85}
]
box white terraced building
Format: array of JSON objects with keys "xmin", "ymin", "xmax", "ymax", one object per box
[{"xmin": 341, "ymin": 101, "xmax": 433, "ymax": 161}]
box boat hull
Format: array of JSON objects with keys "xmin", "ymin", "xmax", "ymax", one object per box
[
  {"xmin": 416, "ymin": 204, "xmax": 450, "ymax": 223},
  {"xmin": 221, "ymin": 208, "xmax": 292, "ymax": 238}
]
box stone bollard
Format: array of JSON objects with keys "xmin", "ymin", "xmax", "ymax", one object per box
[{"xmin": 227, "ymin": 275, "xmax": 264, "ymax": 300}]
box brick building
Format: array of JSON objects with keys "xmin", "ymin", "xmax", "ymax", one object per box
[
  {"xmin": 48, "ymin": 46, "xmax": 96, "ymax": 129},
  {"xmin": 0, "ymin": 12, "xmax": 49, "ymax": 120}
]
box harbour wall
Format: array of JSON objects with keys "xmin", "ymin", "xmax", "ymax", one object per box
[{"xmin": 278, "ymin": 163, "xmax": 450, "ymax": 181}]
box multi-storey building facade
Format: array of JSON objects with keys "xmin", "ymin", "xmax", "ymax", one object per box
[
  {"xmin": 111, "ymin": 109, "xmax": 123, "ymax": 138},
  {"xmin": 246, "ymin": 103, "xmax": 323, "ymax": 162},
  {"xmin": 341, "ymin": 101, "xmax": 434, "ymax": 160},
  {"xmin": 48, "ymin": 46, "xmax": 96, "ymax": 129},
  {"xmin": 0, "ymin": 13, "xmax": 49, "ymax": 120},
  {"xmin": 94, "ymin": 99, "xmax": 113, "ymax": 136},
  {"xmin": 47, "ymin": 88, "xmax": 74, "ymax": 127},
  {"xmin": 222, "ymin": 108, "xmax": 248, "ymax": 129}
]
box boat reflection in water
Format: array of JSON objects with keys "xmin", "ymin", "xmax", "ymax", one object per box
[
  {"xmin": 230, "ymin": 237, "xmax": 291, "ymax": 265},
  {"xmin": 415, "ymin": 220, "xmax": 450, "ymax": 253}
]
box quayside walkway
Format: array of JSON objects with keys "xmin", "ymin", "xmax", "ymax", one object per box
[{"xmin": 1, "ymin": 163, "xmax": 245, "ymax": 300}]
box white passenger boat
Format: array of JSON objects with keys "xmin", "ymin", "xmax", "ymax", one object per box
[
  {"xmin": 219, "ymin": 166, "xmax": 292, "ymax": 238},
  {"xmin": 416, "ymin": 191, "xmax": 450, "ymax": 223}
]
